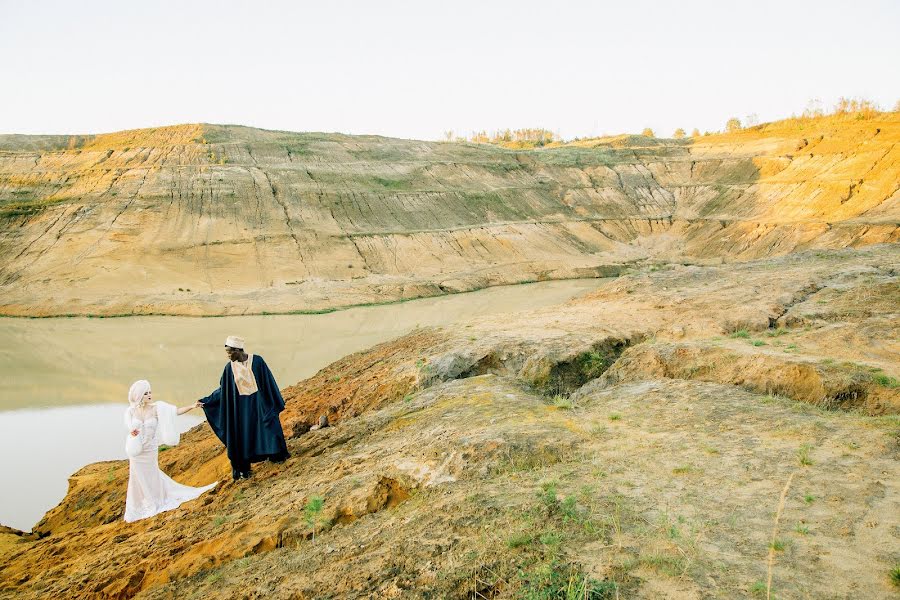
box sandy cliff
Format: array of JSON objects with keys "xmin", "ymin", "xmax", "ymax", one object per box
[{"xmin": 1, "ymin": 115, "xmax": 897, "ymax": 316}]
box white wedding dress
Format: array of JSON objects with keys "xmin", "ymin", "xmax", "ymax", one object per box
[{"xmin": 124, "ymin": 402, "xmax": 217, "ymax": 523}]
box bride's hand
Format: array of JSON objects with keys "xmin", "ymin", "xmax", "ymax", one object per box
[
  {"xmin": 194, "ymin": 401, "xmax": 204, "ymax": 408},
  {"xmin": 130, "ymin": 429, "xmax": 139, "ymax": 436}
]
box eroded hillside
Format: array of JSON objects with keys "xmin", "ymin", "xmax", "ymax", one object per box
[
  {"xmin": 1, "ymin": 245, "xmax": 897, "ymax": 599},
  {"xmin": 1, "ymin": 115, "xmax": 897, "ymax": 316}
]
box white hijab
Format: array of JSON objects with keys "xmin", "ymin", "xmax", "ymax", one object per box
[
  {"xmin": 128, "ymin": 379, "xmax": 152, "ymax": 409},
  {"xmin": 124, "ymin": 379, "xmax": 180, "ymax": 446}
]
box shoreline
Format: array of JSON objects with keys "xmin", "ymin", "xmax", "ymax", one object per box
[{"xmin": 0, "ymin": 271, "xmax": 624, "ymax": 320}]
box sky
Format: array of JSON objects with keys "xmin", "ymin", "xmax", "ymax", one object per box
[{"xmin": 1, "ymin": 0, "xmax": 898, "ymax": 140}]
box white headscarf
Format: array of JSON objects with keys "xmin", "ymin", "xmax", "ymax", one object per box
[{"xmin": 128, "ymin": 379, "xmax": 152, "ymax": 409}]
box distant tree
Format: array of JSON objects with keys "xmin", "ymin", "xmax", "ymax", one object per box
[
  {"xmin": 470, "ymin": 130, "xmax": 489, "ymax": 143},
  {"xmin": 691, "ymin": 128, "xmax": 701, "ymax": 138},
  {"xmin": 725, "ymin": 118, "xmax": 742, "ymax": 132},
  {"xmin": 641, "ymin": 128, "xmax": 655, "ymax": 137},
  {"xmin": 894, "ymin": 100, "xmax": 900, "ymax": 112},
  {"xmin": 833, "ymin": 96, "xmax": 880, "ymax": 118},
  {"xmin": 744, "ymin": 113, "xmax": 760, "ymax": 127},
  {"xmin": 496, "ymin": 129, "xmax": 512, "ymax": 142},
  {"xmin": 802, "ymin": 98, "xmax": 824, "ymax": 118},
  {"xmin": 443, "ymin": 130, "xmax": 454, "ymax": 142},
  {"xmin": 672, "ymin": 128, "xmax": 686, "ymax": 139}
]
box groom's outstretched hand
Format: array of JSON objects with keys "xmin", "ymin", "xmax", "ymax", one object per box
[{"xmin": 195, "ymin": 400, "xmax": 204, "ymax": 408}]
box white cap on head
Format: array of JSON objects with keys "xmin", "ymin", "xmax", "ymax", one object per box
[{"xmin": 225, "ymin": 335, "xmax": 245, "ymax": 349}]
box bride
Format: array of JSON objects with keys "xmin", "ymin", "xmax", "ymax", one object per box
[{"xmin": 124, "ymin": 380, "xmax": 217, "ymax": 522}]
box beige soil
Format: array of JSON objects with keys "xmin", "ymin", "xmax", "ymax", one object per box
[{"xmin": 1, "ymin": 244, "xmax": 897, "ymax": 599}]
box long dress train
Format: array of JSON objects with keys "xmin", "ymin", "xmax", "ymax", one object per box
[{"xmin": 124, "ymin": 402, "xmax": 217, "ymax": 523}]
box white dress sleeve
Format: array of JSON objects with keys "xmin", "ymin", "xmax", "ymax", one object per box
[
  {"xmin": 155, "ymin": 401, "xmax": 180, "ymax": 446},
  {"xmin": 124, "ymin": 407, "xmax": 143, "ymax": 457}
]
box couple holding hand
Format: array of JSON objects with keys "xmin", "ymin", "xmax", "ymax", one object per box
[{"xmin": 123, "ymin": 336, "xmax": 289, "ymax": 523}]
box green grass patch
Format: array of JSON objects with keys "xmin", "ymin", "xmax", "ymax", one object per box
[
  {"xmin": 0, "ymin": 196, "xmax": 70, "ymax": 220},
  {"xmin": 797, "ymin": 444, "xmax": 814, "ymax": 466},
  {"xmin": 507, "ymin": 532, "xmax": 535, "ymax": 549},
  {"xmin": 770, "ymin": 538, "xmax": 788, "ymax": 551},
  {"xmin": 550, "ymin": 395, "xmax": 575, "ymax": 410},
  {"xmin": 873, "ymin": 374, "xmax": 899, "ymax": 388},
  {"xmin": 729, "ymin": 329, "xmax": 750, "ymax": 339},
  {"xmin": 371, "ymin": 176, "xmax": 409, "ymax": 190},
  {"xmin": 517, "ymin": 561, "xmax": 618, "ymax": 599}
]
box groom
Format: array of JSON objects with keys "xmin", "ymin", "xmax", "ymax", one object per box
[{"xmin": 199, "ymin": 336, "xmax": 290, "ymax": 480}]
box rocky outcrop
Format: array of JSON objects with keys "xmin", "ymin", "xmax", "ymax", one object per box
[
  {"xmin": 1, "ymin": 115, "xmax": 897, "ymax": 316},
  {"xmin": 1, "ymin": 244, "xmax": 897, "ymax": 599}
]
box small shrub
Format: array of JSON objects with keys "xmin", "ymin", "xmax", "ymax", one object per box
[
  {"xmin": 730, "ymin": 329, "xmax": 751, "ymax": 339},
  {"xmin": 750, "ymin": 580, "xmax": 767, "ymax": 597},
  {"xmin": 577, "ymin": 350, "xmax": 608, "ymax": 379},
  {"xmin": 518, "ymin": 561, "xmax": 617, "ymax": 599},
  {"xmin": 750, "ymin": 340, "xmax": 766, "ymax": 346},
  {"xmin": 304, "ymin": 495, "xmax": 325, "ymax": 541},
  {"xmin": 795, "ymin": 522, "xmax": 810, "ymax": 535},
  {"xmin": 608, "ymin": 413, "xmax": 621, "ymax": 421},
  {"xmin": 804, "ymin": 494, "xmax": 815, "ymax": 504},
  {"xmin": 560, "ymin": 495, "xmax": 579, "ymax": 523},
  {"xmin": 551, "ymin": 395, "xmax": 575, "ymax": 410},
  {"xmin": 540, "ymin": 482, "xmax": 559, "ymax": 512},
  {"xmin": 891, "ymin": 565, "xmax": 900, "ymax": 587}
]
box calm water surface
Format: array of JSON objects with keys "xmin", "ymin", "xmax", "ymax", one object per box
[{"xmin": 0, "ymin": 279, "xmax": 604, "ymax": 530}]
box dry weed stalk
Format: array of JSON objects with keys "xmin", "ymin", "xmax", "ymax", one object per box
[{"xmin": 766, "ymin": 471, "xmax": 797, "ymax": 600}]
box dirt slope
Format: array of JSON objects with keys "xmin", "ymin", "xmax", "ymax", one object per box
[
  {"xmin": 1, "ymin": 244, "xmax": 897, "ymax": 599},
  {"xmin": 0, "ymin": 114, "xmax": 897, "ymax": 316}
]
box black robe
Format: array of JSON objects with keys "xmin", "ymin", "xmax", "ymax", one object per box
[{"xmin": 200, "ymin": 355, "xmax": 289, "ymax": 464}]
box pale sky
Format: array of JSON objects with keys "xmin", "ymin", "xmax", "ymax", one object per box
[{"xmin": 2, "ymin": 0, "xmax": 898, "ymax": 140}]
